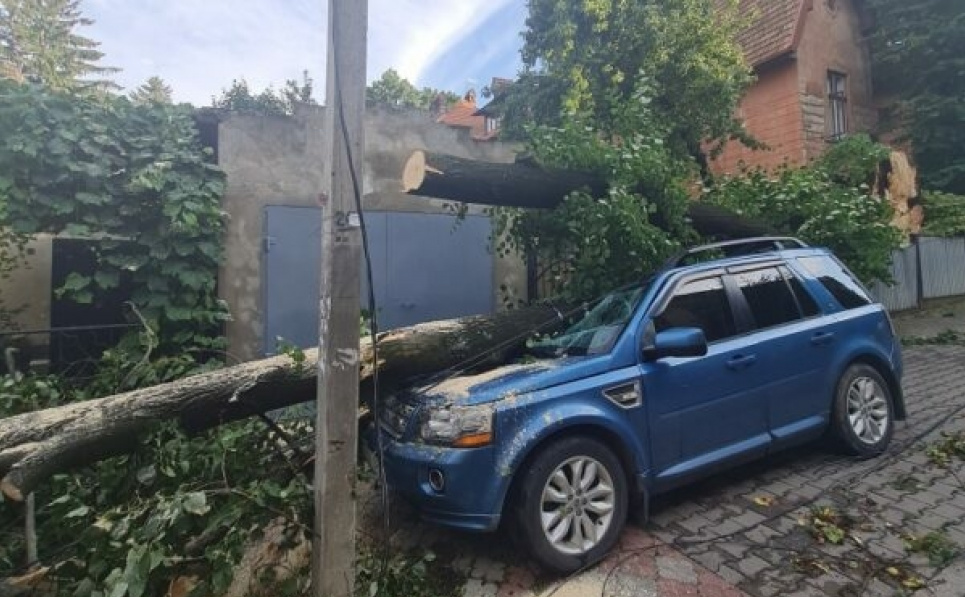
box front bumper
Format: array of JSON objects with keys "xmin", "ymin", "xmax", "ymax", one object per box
[{"xmin": 364, "ymin": 427, "xmax": 506, "ymax": 532}]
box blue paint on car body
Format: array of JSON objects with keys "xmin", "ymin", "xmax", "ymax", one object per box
[{"xmin": 368, "ymin": 239, "xmax": 904, "ymax": 555}]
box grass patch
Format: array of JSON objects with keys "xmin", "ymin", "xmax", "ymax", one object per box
[
  {"xmin": 904, "ymin": 531, "xmax": 959, "ymax": 567},
  {"xmin": 926, "ymin": 431, "xmax": 965, "ymax": 467},
  {"xmin": 903, "ymin": 330, "xmax": 965, "ymax": 346}
]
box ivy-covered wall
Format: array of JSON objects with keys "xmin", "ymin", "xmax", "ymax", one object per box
[
  {"xmin": 0, "ymin": 82, "xmax": 228, "ymax": 358},
  {"xmin": 2, "ymin": 100, "xmax": 529, "ymax": 363}
]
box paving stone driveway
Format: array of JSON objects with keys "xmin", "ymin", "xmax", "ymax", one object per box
[{"xmin": 372, "ymin": 346, "xmax": 965, "ymax": 597}]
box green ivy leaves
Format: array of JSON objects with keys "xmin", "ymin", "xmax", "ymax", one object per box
[{"xmin": 0, "ymin": 80, "xmax": 227, "ymax": 353}]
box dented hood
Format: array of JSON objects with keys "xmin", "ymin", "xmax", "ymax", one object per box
[{"xmin": 417, "ymin": 355, "xmax": 613, "ymax": 406}]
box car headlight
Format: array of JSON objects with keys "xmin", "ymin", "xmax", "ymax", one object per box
[{"xmin": 420, "ymin": 404, "xmax": 494, "ymax": 448}]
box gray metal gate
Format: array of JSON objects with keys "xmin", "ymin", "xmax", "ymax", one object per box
[
  {"xmin": 263, "ymin": 207, "xmax": 494, "ymax": 355},
  {"xmin": 263, "ymin": 206, "xmax": 323, "ymax": 355},
  {"xmin": 869, "ymin": 236, "xmax": 965, "ymax": 312}
]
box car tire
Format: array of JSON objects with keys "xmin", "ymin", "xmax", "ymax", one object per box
[
  {"xmin": 514, "ymin": 436, "xmax": 628, "ymax": 574},
  {"xmin": 830, "ymin": 364, "xmax": 895, "ymax": 457}
]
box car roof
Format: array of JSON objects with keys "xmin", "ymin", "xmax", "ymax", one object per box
[{"xmin": 661, "ymin": 237, "xmax": 830, "ymax": 278}]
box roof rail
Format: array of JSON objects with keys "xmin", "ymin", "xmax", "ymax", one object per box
[{"xmin": 665, "ymin": 237, "xmax": 808, "ymax": 268}]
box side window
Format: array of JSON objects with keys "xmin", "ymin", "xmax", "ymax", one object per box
[
  {"xmin": 780, "ymin": 266, "xmax": 820, "ymax": 317},
  {"xmin": 798, "ymin": 256, "xmax": 871, "ymax": 310},
  {"xmin": 654, "ymin": 277, "xmax": 736, "ymax": 343},
  {"xmin": 734, "ymin": 267, "xmax": 802, "ymax": 330}
]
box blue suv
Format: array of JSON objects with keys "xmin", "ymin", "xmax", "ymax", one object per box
[{"xmin": 374, "ymin": 238, "xmax": 905, "ymax": 572}]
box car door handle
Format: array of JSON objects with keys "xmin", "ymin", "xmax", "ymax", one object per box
[
  {"xmin": 811, "ymin": 331, "xmax": 836, "ymax": 346},
  {"xmin": 726, "ymin": 355, "xmax": 757, "ymax": 370}
]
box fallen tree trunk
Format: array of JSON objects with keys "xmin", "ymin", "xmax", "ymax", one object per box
[
  {"xmin": 401, "ymin": 150, "xmax": 773, "ymax": 238},
  {"xmin": 0, "ymin": 306, "xmax": 560, "ymax": 500},
  {"xmin": 401, "ymin": 151, "xmax": 608, "ymax": 209}
]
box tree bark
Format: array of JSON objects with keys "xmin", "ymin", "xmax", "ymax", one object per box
[
  {"xmin": 0, "ymin": 306, "xmax": 560, "ymax": 500},
  {"xmin": 401, "ymin": 150, "xmax": 773, "ymax": 238},
  {"xmin": 401, "ymin": 150, "xmax": 608, "ymax": 209}
]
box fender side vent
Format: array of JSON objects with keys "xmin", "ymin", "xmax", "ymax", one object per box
[{"xmin": 604, "ymin": 382, "xmax": 642, "ymax": 408}]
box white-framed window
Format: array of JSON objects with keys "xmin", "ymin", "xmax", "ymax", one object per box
[
  {"xmin": 485, "ymin": 116, "xmax": 501, "ymax": 133},
  {"xmin": 827, "ymin": 71, "xmax": 848, "ymax": 141}
]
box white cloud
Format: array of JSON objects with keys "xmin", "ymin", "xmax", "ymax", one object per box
[
  {"xmin": 367, "ymin": 0, "xmax": 515, "ymax": 85},
  {"xmin": 81, "ymin": 0, "xmax": 517, "ymax": 105}
]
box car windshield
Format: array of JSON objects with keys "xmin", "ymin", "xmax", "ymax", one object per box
[{"xmin": 530, "ymin": 283, "xmax": 648, "ymax": 357}]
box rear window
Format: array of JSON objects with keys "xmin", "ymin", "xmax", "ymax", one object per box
[
  {"xmin": 797, "ymin": 256, "xmax": 872, "ymax": 309},
  {"xmin": 781, "ymin": 266, "xmax": 820, "ymax": 317},
  {"xmin": 734, "ymin": 267, "xmax": 801, "ymax": 330}
]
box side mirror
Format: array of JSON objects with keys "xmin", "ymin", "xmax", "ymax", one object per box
[{"xmin": 643, "ymin": 327, "xmax": 708, "ymax": 361}]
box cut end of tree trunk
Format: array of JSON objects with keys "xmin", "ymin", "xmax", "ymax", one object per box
[{"xmin": 401, "ymin": 150, "xmax": 427, "ymax": 192}]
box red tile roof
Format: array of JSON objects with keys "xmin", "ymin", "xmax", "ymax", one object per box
[
  {"xmin": 730, "ymin": 0, "xmax": 808, "ymax": 67},
  {"xmin": 437, "ymin": 89, "xmax": 496, "ymax": 141}
]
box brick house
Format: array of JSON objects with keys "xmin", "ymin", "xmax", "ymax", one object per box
[
  {"xmin": 435, "ymin": 88, "xmax": 502, "ymax": 142},
  {"xmin": 712, "ymin": 0, "xmax": 877, "ymax": 174},
  {"xmin": 435, "ymin": 78, "xmax": 512, "ymax": 142}
]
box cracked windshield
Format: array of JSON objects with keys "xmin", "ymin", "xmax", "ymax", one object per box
[{"xmin": 0, "ymin": 0, "xmax": 963, "ymax": 596}]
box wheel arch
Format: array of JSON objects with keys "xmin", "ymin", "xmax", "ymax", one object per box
[
  {"xmin": 498, "ymin": 422, "xmax": 641, "ymax": 519},
  {"xmin": 844, "ymin": 353, "xmax": 906, "ymax": 420}
]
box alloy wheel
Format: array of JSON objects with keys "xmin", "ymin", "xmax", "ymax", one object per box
[
  {"xmin": 847, "ymin": 376, "xmax": 890, "ymax": 445},
  {"xmin": 539, "ymin": 455, "xmax": 616, "ymax": 555}
]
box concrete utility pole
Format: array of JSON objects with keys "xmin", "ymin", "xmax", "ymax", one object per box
[{"xmin": 313, "ymin": 0, "xmax": 366, "ymax": 596}]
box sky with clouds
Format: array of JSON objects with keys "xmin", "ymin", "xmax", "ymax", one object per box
[{"xmin": 81, "ymin": 0, "xmax": 527, "ymax": 106}]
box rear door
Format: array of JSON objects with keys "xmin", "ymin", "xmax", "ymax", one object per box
[
  {"xmin": 727, "ymin": 264, "xmax": 834, "ymax": 447},
  {"xmin": 641, "ymin": 274, "xmax": 771, "ymax": 489}
]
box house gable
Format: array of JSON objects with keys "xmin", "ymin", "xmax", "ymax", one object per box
[{"xmin": 712, "ymin": 0, "xmax": 877, "ymax": 174}]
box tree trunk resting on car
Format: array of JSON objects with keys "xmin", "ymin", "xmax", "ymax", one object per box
[
  {"xmin": 0, "ymin": 151, "xmax": 771, "ymax": 500},
  {"xmin": 400, "ymin": 150, "xmax": 774, "ymax": 238},
  {"xmin": 0, "ymin": 306, "xmax": 561, "ymax": 501}
]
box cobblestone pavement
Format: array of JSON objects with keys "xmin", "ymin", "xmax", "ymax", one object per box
[{"xmin": 368, "ymin": 346, "xmax": 965, "ymax": 597}]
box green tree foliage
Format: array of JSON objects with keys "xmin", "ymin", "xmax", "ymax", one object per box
[
  {"xmin": 495, "ymin": 0, "xmax": 751, "ymax": 300},
  {"xmin": 212, "ymin": 70, "xmax": 316, "ymax": 116},
  {"xmin": 867, "ymin": 0, "xmax": 965, "ymax": 193},
  {"xmin": 495, "ymin": 79, "xmax": 697, "ymax": 301},
  {"xmin": 819, "ymin": 133, "xmax": 891, "ymax": 188},
  {"xmin": 704, "ymin": 137, "xmax": 902, "ymax": 283},
  {"xmin": 0, "ymin": 80, "xmax": 227, "ymax": 352},
  {"xmin": 0, "ymin": 350, "xmax": 458, "ymax": 597},
  {"xmin": 366, "ymin": 68, "xmax": 459, "ymax": 110},
  {"xmin": 509, "ymin": 0, "xmax": 753, "ymax": 163},
  {"xmin": 129, "ymin": 75, "xmax": 173, "ymax": 105},
  {"xmin": 0, "ymin": 0, "xmax": 118, "ymax": 92},
  {"xmin": 0, "ymin": 367, "xmax": 313, "ymax": 596}
]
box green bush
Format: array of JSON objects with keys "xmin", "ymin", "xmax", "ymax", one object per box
[
  {"xmin": 705, "ymin": 166, "xmax": 901, "ymax": 284},
  {"xmin": 816, "ymin": 134, "xmax": 891, "ymax": 189},
  {"xmin": 922, "ymin": 191, "xmax": 965, "ymax": 237},
  {"xmin": 0, "ymin": 341, "xmax": 314, "ymax": 597}
]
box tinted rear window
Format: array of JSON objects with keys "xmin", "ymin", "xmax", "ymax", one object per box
[
  {"xmin": 734, "ymin": 267, "xmax": 801, "ymax": 330},
  {"xmin": 781, "ymin": 266, "xmax": 820, "ymax": 317},
  {"xmin": 797, "ymin": 256, "xmax": 871, "ymax": 309}
]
